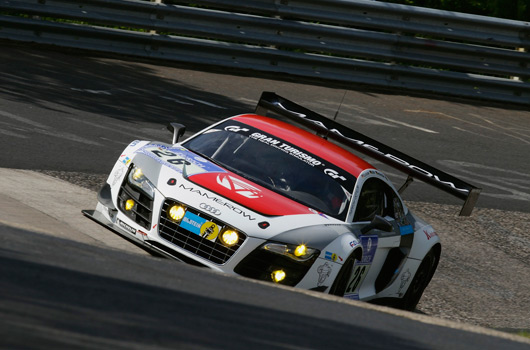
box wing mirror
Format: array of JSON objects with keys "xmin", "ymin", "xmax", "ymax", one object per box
[
  {"xmin": 360, "ymin": 215, "xmax": 393, "ymax": 235},
  {"xmin": 167, "ymin": 123, "xmax": 186, "ymax": 144}
]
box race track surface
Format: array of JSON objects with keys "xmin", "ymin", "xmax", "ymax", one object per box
[{"xmin": 1, "ymin": 43, "xmax": 529, "ymax": 348}]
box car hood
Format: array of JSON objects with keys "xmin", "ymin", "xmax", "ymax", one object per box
[{"xmin": 130, "ymin": 143, "xmax": 336, "ymax": 236}]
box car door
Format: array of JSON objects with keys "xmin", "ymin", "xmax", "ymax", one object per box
[{"xmin": 343, "ymin": 175, "xmax": 407, "ymax": 300}]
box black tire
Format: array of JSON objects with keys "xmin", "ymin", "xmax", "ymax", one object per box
[{"xmin": 397, "ymin": 248, "xmax": 439, "ymax": 311}]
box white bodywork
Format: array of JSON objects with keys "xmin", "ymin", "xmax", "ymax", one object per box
[{"xmin": 88, "ymin": 121, "xmax": 439, "ymax": 305}]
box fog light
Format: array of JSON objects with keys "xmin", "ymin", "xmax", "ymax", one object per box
[
  {"xmin": 125, "ymin": 199, "xmax": 135, "ymax": 211},
  {"xmin": 167, "ymin": 205, "xmax": 186, "ymax": 222},
  {"xmin": 271, "ymin": 269, "xmax": 286, "ymax": 283},
  {"xmin": 220, "ymin": 230, "xmax": 239, "ymax": 247},
  {"xmin": 294, "ymin": 244, "xmax": 307, "ymax": 257}
]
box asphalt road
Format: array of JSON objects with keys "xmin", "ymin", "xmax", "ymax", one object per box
[{"xmin": 1, "ymin": 43, "xmax": 529, "ymax": 213}]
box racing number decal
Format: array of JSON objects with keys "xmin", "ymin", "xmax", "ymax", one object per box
[
  {"xmin": 345, "ymin": 265, "xmax": 369, "ymax": 294},
  {"xmin": 344, "ymin": 235, "xmax": 378, "ymax": 300},
  {"xmin": 151, "ymin": 149, "xmax": 191, "ymax": 165}
]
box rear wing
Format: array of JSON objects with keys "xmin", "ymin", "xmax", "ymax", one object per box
[{"xmin": 255, "ymin": 92, "xmax": 481, "ymax": 216}]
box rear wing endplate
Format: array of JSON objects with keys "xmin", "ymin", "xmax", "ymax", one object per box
[{"xmin": 255, "ymin": 92, "xmax": 481, "ymax": 216}]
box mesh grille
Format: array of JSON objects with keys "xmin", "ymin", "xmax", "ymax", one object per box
[
  {"xmin": 118, "ymin": 183, "xmax": 153, "ymax": 230},
  {"xmin": 158, "ymin": 199, "xmax": 247, "ymax": 265}
]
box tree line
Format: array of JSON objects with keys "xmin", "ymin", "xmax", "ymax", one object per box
[{"xmin": 381, "ymin": 0, "xmax": 530, "ymax": 21}]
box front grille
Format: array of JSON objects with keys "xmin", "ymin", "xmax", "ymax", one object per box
[{"xmin": 158, "ymin": 199, "xmax": 247, "ymax": 265}]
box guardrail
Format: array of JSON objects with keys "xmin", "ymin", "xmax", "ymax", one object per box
[{"xmin": 1, "ymin": 0, "xmax": 529, "ymax": 104}]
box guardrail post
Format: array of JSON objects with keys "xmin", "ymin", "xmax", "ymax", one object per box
[
  {"xmin": 511, "ymin": 47, "xmax": 527, "ymax": 81},
  {"xmin": 150, "ymin": 0, "xmax": 162, "ymax": 34}
]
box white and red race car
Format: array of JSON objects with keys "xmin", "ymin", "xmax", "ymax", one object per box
[{"xmin": 84, "ymin": 92, "xmax": 480, "ymax": 310}]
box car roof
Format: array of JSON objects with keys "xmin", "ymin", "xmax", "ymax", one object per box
[{"xmin": 232, "ymin": 114, "xmax": 375, "ymax": 178}]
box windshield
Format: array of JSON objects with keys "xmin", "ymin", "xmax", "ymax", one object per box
[{"xmin": 183, "ymin": 120, "xmax": 356, "ymax": 220}]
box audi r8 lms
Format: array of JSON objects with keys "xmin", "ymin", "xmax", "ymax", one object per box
[{"xmin": 84, "ymin": 92, "xmax": 481, "ymax": 311}]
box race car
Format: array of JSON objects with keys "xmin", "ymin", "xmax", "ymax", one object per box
[{"xmin": 83, "ymin": 92, "xmax": 481, "ymax": 311}]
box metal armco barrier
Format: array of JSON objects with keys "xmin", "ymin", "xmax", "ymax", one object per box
[{"xmin": 1, "ymin": 0, "xmax": 529, "ymax": 104}]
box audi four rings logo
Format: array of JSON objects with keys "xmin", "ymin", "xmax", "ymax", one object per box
[{"xmin": 200, "ymin": 203, "xmax": 222, "ymax": 216}]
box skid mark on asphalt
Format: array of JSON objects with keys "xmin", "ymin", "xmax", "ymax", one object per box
[
  {"xmin": 405, "ymin": 110, "xmax": 530, "ymax": 145},
  {"xmin": 0, "ymin": 110, "xmax": 102, "ymax": 146},
  {"xmin": 71, "ymin": 117, "xmax": 165, "ymax": 141},
  {"xmin": 468, "ymin": 113, "xmax": 530, "ymax": 145},
  {"xmin": 439, "ymin": 160, "xmax": 530, "ymax": 203},
  {"xmin": 162, "ymin": 94, "xmax": 227, "ymax": 109},
  {"xmin": 70, "ymin": 85, "xmax": 227, "ymax": 109}
]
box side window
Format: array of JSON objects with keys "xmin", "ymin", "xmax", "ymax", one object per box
[{"xmin": 353, "ymin": 178, "xmax": 400, "ymax": 222}]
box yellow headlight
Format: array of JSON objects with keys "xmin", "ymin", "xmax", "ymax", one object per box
[
  {"xmin": 125, "ymin": 199, "xmax": 135, "ymax": 211},
  {"xmin": 167, "ymin": 205, "xmax": 186, "ymax": 222},
  {"xmin": 271, "ymin": 269, "xmax": 286, "ymax": 283},
  {"xmin": 132, "ymin": 167, "xmax": 144, "ymax": 181},
  {"xmin": 294, "ymin": 244, "xmax": 307, "ymax": 257},
  {"xmin": 220, "ymin": 230, "xmax": 239, "ymax": 247}
]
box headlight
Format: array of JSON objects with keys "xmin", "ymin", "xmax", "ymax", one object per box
[
  {"xmin": 262, "ymin": 242, "xmax": 319, "ymax": 262},
  {"xmin": 128, "ymin": 165, "xmax": 155, "ymax": 199}
]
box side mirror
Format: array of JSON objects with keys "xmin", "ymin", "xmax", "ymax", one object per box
[
  {"xmin": 167, "ymin": 123, "xmax": 186, "ymax": 144},
  {"xmin": 360, "ymin": 215, "xmax": 393, "ymax": 235}
]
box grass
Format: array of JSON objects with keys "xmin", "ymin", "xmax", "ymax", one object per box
[{"xmin": 517, "ymin": 330, "xmax": 530, "ymax": 339}]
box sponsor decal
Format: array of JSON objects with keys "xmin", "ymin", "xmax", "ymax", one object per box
[
  {"xmin": 179, "ymin": 212, "xmax": 219, "ymax": 241},
  {"xmin": 424, "ymin": 229, "xmax": 438, "ymax": 240},
  {"xmin": 272, "ymin": 101, "xmax": 470, "ymax": 194},
  {"xmin": 349, "ymin": 240, "xmax": 359, "ymax": 248},
  {"xmin": 129, "ymin": 140, "xmax": 141, "ymax": 148},
  {"xmin": 398, "ymin": 269, "xmax": 412, "ymax": 296},
  {"xmin": 258, "ymin": 221, "xmax": 270, "ymax": 229},
  {"xmin": 200, "ymin": 222, "xmax": 219, "ymax": 241},
  {"xmin": 225, "ymin": 125, "xmax": 249, "ymax": 133},
  {"xmin": 324, "ymin": 168, "xmax": 347, "ymax": 182},
  {"xmin": 361, "ymin": 235, "xmax": 378, "ymax": 264},
  {"xmin": 317, "ymin": 262, "xmax": 333, "ymax": 286},
  {"xmin": 199, "ymin": 203, "xmax": 222, "ymax": 216},
  {"xmin": 112, "ymin": 166, "xmax": 125, "ymax": 186},
  {"xmin": 324, "ymin": 251, "xmax": 338, "ymax": 262},
  {"xmin": 117, "ymin": 219, "xmax": 136, "ymax": 235},
  {"xmin": 179, "ymin": 184, "xmax": 256, "ymax": 221},
  {"xmin": 399, "ymin": 224, "xmax": 414, "ymax": 236},
  {"xmin": 249, "ymin": 132, "xmax": 322, "ymax": 167},
  {"xmin": 216, "ymin": 174, "xmax": 263, "ymax": 199},
  {"xmin": 167, "ymin": 178, "xmax": 177, "ymax": 186},
  {"xmin": 120, "ymin": 155, "xmax": 131, "ymax": 165}
]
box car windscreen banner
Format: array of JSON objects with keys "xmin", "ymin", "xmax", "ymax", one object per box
[
  {"xmin": 218, "ymin": 119, "xmax": 357, "ymax": 194},
  {"xmin": 255, "ymin": 92, "xmax": 481, "ymax": 216}
]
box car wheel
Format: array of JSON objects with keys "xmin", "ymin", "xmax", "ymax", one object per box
[{"xmin": 398, "ymin": 248, "xmax": 439, "ymax": 311}]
